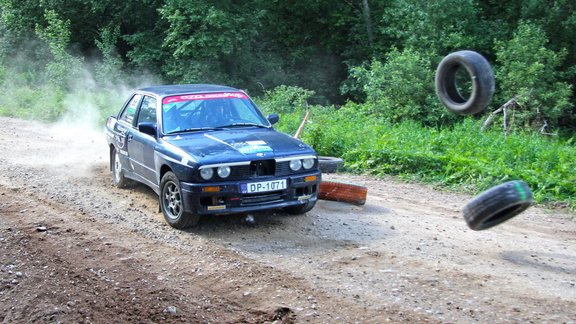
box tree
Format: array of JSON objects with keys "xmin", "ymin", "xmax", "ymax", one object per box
[
  {"xmin": 35, "ymin": 9, "xmax": 83, "ymax": 88},
  {"xmin": 380, "ymin": 0, "xmax": 488, "ymax": 59},
  {"xmin": 158, "ymin": 0, "xmax": 263, "ymax": 86},
  {"xmin": 494, "ymin": 21, "xmax": 573, "ymax": 131},
  {"xmin": 350, "ymin": 47, "xmax": 455, "ymax": 126}
]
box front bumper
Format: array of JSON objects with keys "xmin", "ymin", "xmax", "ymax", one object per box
[{"xmin": 180, "ymin": 171, "xmax": 321, "ymax": 215}]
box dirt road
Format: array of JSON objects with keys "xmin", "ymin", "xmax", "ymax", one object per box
[{"xmin": 0, "ymin": 117, "xmax": 574, "ymax": 323}]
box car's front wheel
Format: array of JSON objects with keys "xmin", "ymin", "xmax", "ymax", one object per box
[
  {"xmin": 111, "ymin": 147, "xmax": 129, "ymax": 188},
  {"xmin": 160, "ymin": 172, "xmax": 200, "ymax": 229}
]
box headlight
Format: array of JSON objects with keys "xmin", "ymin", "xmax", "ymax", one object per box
[
  {"xmin": 200, "ymin": 168, "xmax": 214, "ymax": 180},
  {"xmin": 217, "ymin": 166, "xmax": 231, "ymax": 178},
  {"xmin": 302, "ymin": 158, "xmax": 314, "ymax": 169},
  {"xmin": 289, "ymin": 159, "xmax": 302, "ymax": 171}
]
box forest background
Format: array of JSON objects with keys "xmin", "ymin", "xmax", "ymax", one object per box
[{"xmin": 0, "ymin": 0, "xmax": 574, "ymax": 209}]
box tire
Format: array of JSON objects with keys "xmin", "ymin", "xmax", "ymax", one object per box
[
  {"xmin": 284, "ymin": 200, "xmax": 317, "ymax": 215},
  {"xmin": 318, "ymin": 156, "xmax": 344, "ymax": 173},
  {"xmin": 463, "ymin": 180, "xmax": 533, "ymax": 231},
  {"xmin": 318, "ymin": 181, "xmax": 367, "ymax": 206},
  {"xmin": 160, "ymin": 172, "xmax": 200, "ymax": 229},
  {"xmin": 435, "ymin": 50, "xmax": 495, "ymax": 115},
  {"xmin": 111, "ymin": 147, "xmax": 129, "ymax": 188}
]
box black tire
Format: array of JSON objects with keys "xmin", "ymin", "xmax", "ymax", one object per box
[
  {"xmin": 463, "ymin": 180, "xmax": 533, "ymax": 231},
  {"xmin": 160, "ymin": 172, "xmax": 200, "ymax": 229},
  {"xmin": 111, "ymin": 147, "xmax": 129, "ymax": 188},
  {"xmin": 435, "ymin": 50, "xmax": 495, "ymax": 115},
  {"xmin": 284, "ymin": 200, "xmax": 317, "ymax": 215},
  {"xmin": 318, "ymin": 156, "xmax": 344, "ymax": 173}
]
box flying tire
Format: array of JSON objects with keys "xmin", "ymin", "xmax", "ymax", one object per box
[
  {"xmin": 463, "ymin": 180, "xmax": 533, "ymax": 230},
  {"xmin": 435, "ymin": 50, "xmax": 495, "ymax": 115}
]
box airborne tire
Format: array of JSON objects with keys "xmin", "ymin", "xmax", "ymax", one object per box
[
  {"xmin": 318, "ymin": 181, "xmax": 367, "ymax": 206},
  {"xmin": 463, "ymin": 180, "xmax": 533, "ymax": 231},
  {"xmin": 435, "ymin": 50, "xmax": 495, "ymax": 115}
]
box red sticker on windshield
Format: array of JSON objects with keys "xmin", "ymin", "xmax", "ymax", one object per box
[{"xmin": 163, "ymin": 92, "xmax": 248, "ymax": 104}]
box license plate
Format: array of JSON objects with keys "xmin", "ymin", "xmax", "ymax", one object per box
[{"xmin": 241, "ymin": 179, "xmax": 287, "ymax": 193}]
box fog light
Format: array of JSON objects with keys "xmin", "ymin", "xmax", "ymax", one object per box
[
  {"xmin": 289, "ymin": 159, "xmax": 302, "ymax": 171},
  {"xmin": 200, "ymin": 168, "xmax": 214, "ymax": 180},
  {"xmin": 302, "ymin": 158, "xmax": 314, "ymax": 169},
  {"xmin": 217, "ymin": 166, "xmax": 231, "ymax": 178},
  {"xmin": 203, "ymin": 186, "xmax": 220, "ymax": 193},
  {"xmin": 304, "ymin": 175, "xmax": 317, "ymax": 182}
]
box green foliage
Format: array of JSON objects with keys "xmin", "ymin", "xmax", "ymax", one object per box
[
  {"xmin": 380, "ymin": 0, "xmax": 488, "ymax": 56},
  {"xmin": 35, "ymin": 9, "xmax": 83, "ymax": 88},
  {"xmin": 95, "ymin": 25, "xmax": 123, "ymax": 85},
  {"xmin": 257, "ymin": 85, "xmax": 315, "ymax": 114},
  {"xmin": 349, "ymin": 48, "xmax": 456, "ymax": 126},
  {"xmin": 494, "ymin": 21, "xmax": 573, "ymax": 130},
  {"xmin": 264, "ymin": 98, "xmax": 576, "ymax": 208},
  {"xmin": 159, "ymin": 0, "xmax": 263, "ymax": 85},
  {"xmin": 0, "ymin": 84, "xmax": 65, "ymax": 121}
]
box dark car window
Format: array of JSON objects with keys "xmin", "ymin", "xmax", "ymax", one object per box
[
  {"xmin": 119, "ymin": 94, "xmax": 142, "ymax": 125},
  {"xmin": 137, "ymin": 96, "xmax": 157, "ymax": 125}
]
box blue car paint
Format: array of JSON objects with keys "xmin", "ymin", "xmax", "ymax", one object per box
[{"xmin": 106, "ymin": 84, "xmax": 321, "ymax": 218}]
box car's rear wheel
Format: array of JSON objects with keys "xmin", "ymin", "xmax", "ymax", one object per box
[
  {"xmin": 284, "ymin": 200, "xmax": 317, "ymax": 215},
  {"xmin": 112, "ymin": 147, "xmax": 129, "ymax": 188},
  {"xmin": 160, "ymin": 172, "xmax": 200, "ymax": 229}
]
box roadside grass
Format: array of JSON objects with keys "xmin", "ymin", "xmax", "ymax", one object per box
[
  {"xmin": 265, "ymin": 104, "xmax": 576, "ymax": 210},
  {"xmin": 0, "ymin": 84, "xmax": 126, "ymax": 125}
]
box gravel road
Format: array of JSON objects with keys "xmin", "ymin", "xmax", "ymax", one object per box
[{"xmin": 0, "ymin": 117, "xmax": 575, "ymax": 323}]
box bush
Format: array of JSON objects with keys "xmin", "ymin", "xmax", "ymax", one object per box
[
  {"xmin": 348, "ymin": 48, "xmax": 457, "ymax": 126},
  {"xmin": 259, "ymin": 93, "xmax": 576, "ymax": 209},
  {"xmin": 494, "ymin": 21, "xmax": 573, "ymax": 131}
]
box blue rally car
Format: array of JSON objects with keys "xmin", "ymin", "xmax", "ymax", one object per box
[{"xmin": 105, "ymin": 84, "xmax": 321, "ymax": 228}]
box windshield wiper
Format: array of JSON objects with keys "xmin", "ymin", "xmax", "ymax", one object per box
[
  {"xmin": 167, "ymin": 127, "xmax": 220, "ymax": 134},
  {"xmin": 216, "ymin": 123, "xmax": 268, "ymax": 128}
]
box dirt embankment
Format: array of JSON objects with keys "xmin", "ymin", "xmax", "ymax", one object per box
[{"xmin": 0, "ymin": 117, "xmax": 575, "ymax": 323}]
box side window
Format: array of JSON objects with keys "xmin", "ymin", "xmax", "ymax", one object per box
[
  {"xmin": 137, "ymin": 96, "xmax": 157, "ymax": 125},
  {"xmin": 119, "ymin": 94, "xmax": 142, "ymax": 125}
]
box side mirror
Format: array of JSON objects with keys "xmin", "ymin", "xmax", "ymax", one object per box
[
  {"xmin": 138, "ymin": 122, "xmax": 157, "ymax": 137},
  {"xmin": 267, "ymin": 113, "xmax": 279, "ymax": 125}
]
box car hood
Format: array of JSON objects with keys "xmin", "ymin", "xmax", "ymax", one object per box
[{"xmin": 162, "ymin": 128, "xmax": 315, "ymax": 164}]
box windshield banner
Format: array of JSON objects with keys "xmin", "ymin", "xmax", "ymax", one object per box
[{"xmin": 163, "ymin": 92, "xmax": 248, "ymax": 104}]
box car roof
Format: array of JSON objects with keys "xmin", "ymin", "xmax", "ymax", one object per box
[{"xmin": 138, "ymin": 84, "xmax": 242, "ymax": 96}]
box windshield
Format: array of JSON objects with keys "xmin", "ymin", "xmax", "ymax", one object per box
[{"xmin": 161, "ymin": 92, "xmax": 270, "ymax": 134}]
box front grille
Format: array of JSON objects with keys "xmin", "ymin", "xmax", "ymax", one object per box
[
  {"xmin": 229, "ymin": 165, "xmax": 250, "ymax": 180},
  {"xmin": 275, "ymin": 161, "xmax": 291, "ymax": 176},
  {"xmin": 241, "ymin": 191, "xmax": 284, "ymax": 205},
  {"xmin": 250, "ymin": 159, "xmax": 275, "ymax": 176},
  {"xmin": 200, "ymin": 158, "xmax": 318, "ymax": 183}
]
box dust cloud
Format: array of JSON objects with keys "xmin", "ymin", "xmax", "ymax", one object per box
[{"xmin": 12, "ymin": 76, "xmax": 137, "ymax": 178}]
